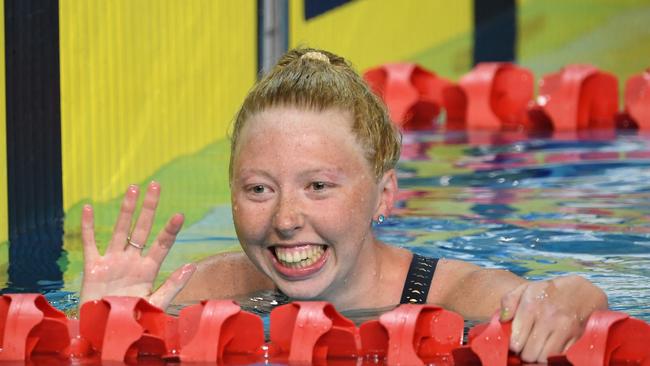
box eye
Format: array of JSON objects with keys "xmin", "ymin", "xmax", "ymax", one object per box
[
  {"xmin": 313, "ymin": 182, "xmax": 326, "ymax": 190},
  {"xmin": 244, "ymin": 184, "xmax": 271, "ymax": 195},
  {"xmin": 251, "ymin": 185, "xmax": 266, "ymax": 194},
  {"xmin": 244, "ymin": 184, "xmax": 274, "ymax": 201},
  {"xmin": 311, "ymin": 181, "xmax": 327, "ymax": 191}
]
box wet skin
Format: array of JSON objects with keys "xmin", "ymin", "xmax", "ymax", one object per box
[{"xmin": 230, "ymin": 106, "xmax": 399, "ymax": 308}]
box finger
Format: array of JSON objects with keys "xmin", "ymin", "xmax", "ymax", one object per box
[
  {"xmin": 538, "ymin": 331, "xmax": 577, "ymax": 363},
  {"xmin": 520, "ymin": 322, "xmax": 552, "ymax": 363},
  {"xmin": 81, "ymin": 204, "xmax": 99, "ymax": 260},
  {"xmin": 126, "ymin": 181, "xmax": 161, "ymax": 253},
  {"xmin": 148, "ymin": 263, "xmax": 196, "ymax": 310},
  {"xmin": 147, "ymin": 213, "xmax": 185, "ymax": 264},
  {"xmin": 562, "ymin": 337, "xmax": 577, "ymax": 353},
  {"xmin": 500, "ymin": 282, "xmax": 527, "ymax": 322},
  {"xmin": 509, "ymin": 286, "xmax": 536, "ymax": 354},
  {"xmin": 108, "ymin": 184, "xmax": 139, "ymax": 253}
]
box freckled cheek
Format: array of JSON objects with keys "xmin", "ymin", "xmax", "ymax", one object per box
[
  {"xmin": 317, "ymin": 200, "xmax": 370, "ymax": 234},
  {"xmin": 232, "ymin": 199, "xmax": 273, "ymax": 242},
  {"xmin": 349, "ymin": 185, "xmax": 379, "ymax": 219}
]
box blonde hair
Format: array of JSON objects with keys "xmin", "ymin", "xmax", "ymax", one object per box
[{"xmin": 230, "ymin": 48, "xmax": 401, "ymax": 180}]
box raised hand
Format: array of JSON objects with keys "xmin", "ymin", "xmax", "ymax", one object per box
[
  {"xmin": 499, "ymin": 275, "xmax": 608, "ymax": 363},
  {"xmin": 80, "ymin": 181, "xmax": 196, "ymax": 309}
]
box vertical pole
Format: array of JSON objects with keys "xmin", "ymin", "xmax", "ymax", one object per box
[
  {"xmin": 258, "ymin": 0, "xmax": 288, "ymax": 75},
  {"xmin": 4, "ymin": 0, "xmax": 63, "ymax": 293},
  {"xmin": 473, "ymin": 0, "xmax": 516, "ymax": 64}
]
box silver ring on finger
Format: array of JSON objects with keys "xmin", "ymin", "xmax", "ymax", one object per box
[{"xmin": 127, "ymin": 236, "xmax": 145, "ymax": 250}]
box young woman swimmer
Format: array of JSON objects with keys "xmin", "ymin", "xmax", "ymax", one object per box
[{"xmin": 80, "ymin": 48, "xmax": 607, "ymax": 363}]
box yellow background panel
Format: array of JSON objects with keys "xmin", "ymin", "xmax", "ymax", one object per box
[
  {"xmin": 59, "ymin": 1, "xmax": 256, "ymax": 209},
  {"xmin": 0, "ymin": 1, "xmax": 6, "ymax": 244},
  {"xmin": 517, "ymin": 0, "xmax": 650, "ymax": 93},
  {"xmin": 289, "ymin": 0, "xmax": 472, "ymax": 72}
]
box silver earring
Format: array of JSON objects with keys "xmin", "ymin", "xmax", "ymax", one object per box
[{"xmin": 377, "ymin": 214, "xmax": 385, "ymax": 224}]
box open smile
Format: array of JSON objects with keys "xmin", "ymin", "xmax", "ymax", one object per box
[{"xmin": 268, "ymin": 244, "xmax": 329, "ymax": 279}]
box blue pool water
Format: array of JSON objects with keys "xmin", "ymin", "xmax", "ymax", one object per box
[
  {"xmin": 46, "ymin": 130, "xmax": 650, "ymax": 322},
  {"xmin": 388, "ymin": 130, "xmax": 650, "ymax": 321}
]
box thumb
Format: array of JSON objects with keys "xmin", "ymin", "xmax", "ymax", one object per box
[
  {"xmin": 148, "ymin": 263, "xmax": 197, "ymax": 310},
  {"xmin": 500, "ymin": 282, "xmax": 528, "ymax": 322}
]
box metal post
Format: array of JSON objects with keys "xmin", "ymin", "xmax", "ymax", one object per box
[{"xmin": 258, "ymin": 0, "xmax": 288, "ymax": 75}]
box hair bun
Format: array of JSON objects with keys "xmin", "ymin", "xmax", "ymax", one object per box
[{"xmin": 301, "ymin": 51, "xmax": 330, "ymax": 64}]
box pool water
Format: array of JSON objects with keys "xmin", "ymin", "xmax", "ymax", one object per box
[
  {"xmin": 47, "ymin": 130, "xmax": 650, "ymax": 322},
  {"xmin": 390, "ymin": 130, "xmax": 650, "ymax": 321}
]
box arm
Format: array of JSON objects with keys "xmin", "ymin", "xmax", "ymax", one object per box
[
  {"xmin": 431, "ymin": 259, "xmax": 526, "ymax": 319},
  {"xmin": 432, "ymin": 259, "xmax": 608, "ymax": 363},
  {"xmin": 174, "ymin": 251, "xmax": 275, "ymax": 303}
]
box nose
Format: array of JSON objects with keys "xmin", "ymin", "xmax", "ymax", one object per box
[{"xmin": 273, "ymin": 193, "xmax": 304, "ymax": 238}]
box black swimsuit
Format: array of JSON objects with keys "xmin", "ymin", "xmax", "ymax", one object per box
[{"xmin": 399, "ymin": 254, "xmax": 439, "ymax": 304}]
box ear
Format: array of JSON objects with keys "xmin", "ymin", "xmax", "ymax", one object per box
[{"xmin": 374, "ymin": 169, "xmax": 398, "ymax": 218}]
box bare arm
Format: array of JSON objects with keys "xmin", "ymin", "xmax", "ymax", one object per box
[
  {"xmin": 173, "ymin": 251, "xmax": 275, "ymax": 303},
  {"xmin": 431, "ymin": 259, "xmax": 608, "ymax": 363},
  {"xmin": 431, "ymin": 259, "xmax": 526, "ymax": 319}
]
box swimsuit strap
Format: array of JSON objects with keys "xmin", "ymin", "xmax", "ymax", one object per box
[{"xmin": 400, "ymin": 253, "xmax": 439, "ymax": 304}]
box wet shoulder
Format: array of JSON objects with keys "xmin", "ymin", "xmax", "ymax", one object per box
[
  {"xmin": 426, "ymin": 258, "xmax": 482, "ymax": 305},
  {"xmin": 174, "ymin": 251, "xmax": 275, "ymax": 303}
]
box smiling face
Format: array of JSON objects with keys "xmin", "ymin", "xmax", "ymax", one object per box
[{"xmin": 230, "ymin": 106, "xmax": 388, "ymax": 304}]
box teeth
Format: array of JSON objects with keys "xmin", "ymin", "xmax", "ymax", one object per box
[{"xmin": 275, "ymin": 245, "xmax": 324, "ymax": 267}]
